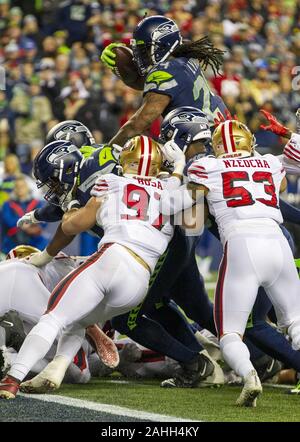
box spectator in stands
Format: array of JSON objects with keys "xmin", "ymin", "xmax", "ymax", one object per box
[
  {"xmin": 1, "ymin": 175, "xmax": 47, "ymax": 254},
  {"xmin": 10, "ymin": 75, "xmax": 53, "ymax": 166}
]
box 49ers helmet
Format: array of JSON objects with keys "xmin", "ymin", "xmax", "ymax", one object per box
[
  {"xmin": 6, "ymin": 245, "xmax": 41, "ymax": 260},
  {"xmin": 212, "ymin": 120, "xmax": 256, "ymax": 158},
  {"xmin": 119, "ymin": 136, "xmax": 162, "ymax": 178}
]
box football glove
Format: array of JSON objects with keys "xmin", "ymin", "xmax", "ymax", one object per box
[
  {"xmin": 17, "ymin": 210, "xmax": 39, "ymax": 228},
  {"xmin": 24, "ymin": 249, "xmax": 53, "ymax": 267},
  {"xmin": 100, "ymin": 43, "xmax": 126, "ymax": 69},
  {"xmin": 161, "ymin": 140, "xmax": 186, "ymax": 176},
  {"xmin": 260, "ymin": 109, "xmax": 291, "ymax": 138}
]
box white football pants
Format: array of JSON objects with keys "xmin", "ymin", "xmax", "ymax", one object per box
[
  {"xmin": 10, "ymin": 243, "xmax": 149, "ymax": 381},
  {"xmin": 214, "ymin": 231, "xmax": 300, "ymax": 346}
]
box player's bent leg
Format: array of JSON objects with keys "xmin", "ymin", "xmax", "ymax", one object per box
[
  {"xmin": 0, "ymin": 314, "xmax": 62, "ymax": 399},
  {"xmin": 20, "ymin": 327, "xmax": 85, "ymax": 393},
  {"xmin": 220, "ymin": 333, "xmax": 262, "ymax": 407}
]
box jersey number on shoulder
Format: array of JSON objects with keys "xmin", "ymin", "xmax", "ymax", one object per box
[
  {"xmin": 222, "ymin": 171, "xmax": 278, "ymax": 208},
  {"xmin": 121, "ymin": 184, "xmax": 163, "ymax": 230}
]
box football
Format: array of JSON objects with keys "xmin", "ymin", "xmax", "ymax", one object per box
[{"xmin": 112, "ymin": 46, "xmax": 145, "ymax": 91}]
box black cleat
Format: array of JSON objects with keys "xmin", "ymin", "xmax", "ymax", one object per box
[{"xmin": 161, "ymin": 353, "xmax": 214, "ymax": 388}]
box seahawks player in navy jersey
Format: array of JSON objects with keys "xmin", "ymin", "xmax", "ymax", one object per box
[
  {"xmin": 101, "ymin": 15, "xmax": 227, "ymax": 147},
  {"xmin": 17, "ymin": 121, "xmax": 120, "ymax": 258}
]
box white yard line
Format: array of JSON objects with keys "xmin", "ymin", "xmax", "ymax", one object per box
[{"xmin": 19, "ymin": 392, "xmax": 201, "ymax": 422}]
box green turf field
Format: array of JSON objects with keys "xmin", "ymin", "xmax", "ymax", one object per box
[{"xmin": 58, "ymin": 379, "xmax": 300, "ymax": 422}]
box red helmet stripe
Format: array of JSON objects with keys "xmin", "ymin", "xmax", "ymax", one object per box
[
  {"xmin": 221, "ymin": 123, "xmax": 228, "ymax": 153},
  {"xmin": 145, "ymin": 137, "xmax": 152, "ymax": 176},
  {"xmin": 229, "ymin": 121, "xmax": 236, "ymax": 152},
  {"xmin": 138, "ymin": 136, "xmax": 145, "ymax": 175}
]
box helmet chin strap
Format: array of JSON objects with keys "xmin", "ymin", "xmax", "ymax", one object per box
[{"xmin": 218, "ymin": 150, "xmax": 254, "ymax": 159}]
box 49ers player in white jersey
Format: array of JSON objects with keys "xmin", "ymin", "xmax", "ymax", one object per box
[
  {"xmin": 0, "ymin": 245, "xmax": 118, "ymax": 391},
  {"xmin": 163, "ymin": 120, "xmax": 300, "ymax": 407},
  {"xmin": 0, "ymin": 135, "xmax": 185, "ymax": 399},
  {"xmin": 189, "ymin": 121, "xmax": 300, "ymax": 406}
]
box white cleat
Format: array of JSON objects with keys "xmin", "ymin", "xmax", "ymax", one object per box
[
  {"xmin": 236, "ymin": 369, "xmax": 262, "ymax": 407},
  {"xmin": 20, "ymin": 355, "xmax": 70, "ymax": 394},
  {"xmin": 20, "ymin": 376, "xmax": 58, "ymax": 394}
]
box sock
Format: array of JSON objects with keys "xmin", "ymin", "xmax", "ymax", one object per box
[
  {"xmin": 9, "ymin": 334, "xmax": 52, "ymax": 381},
  {"xmin": 220, "ymin": 333, "xmax": 254, "ymax": 378}
]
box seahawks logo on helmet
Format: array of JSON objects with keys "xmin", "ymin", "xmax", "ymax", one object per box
[
  {"xmin": 47, "ymin": 144, "xmax": 77, "ymax": 164},
  {"xmin": 170, "ymin": 113, "xmax": 209, "ymax": 128},
  {"xmin": 152, "ymin": 21, "xmax": 179, "ymax": 42}
]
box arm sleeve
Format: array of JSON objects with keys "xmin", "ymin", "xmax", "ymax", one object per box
[
  {"xmin": 283, "ymin": 133, "xmax": 300, "ymax": 163},
  {"xmin": 90, "ymin": 174, "xmax": 111, "ymax": 198},
  {"xmin": 187, "ymin": 157, "xmax": 217, "ymax": 191},
  {"xmin": 34, "ymin": 204, "xmax": 64, "ymax": 222}
]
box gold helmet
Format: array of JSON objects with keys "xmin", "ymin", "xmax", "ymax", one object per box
[
  {"xmin": 212, "ymin": 120, "xmax": 256, "ymax": 158},
  {"xmin": 6, "ymin": 245, "xmax": 41, "ymax": 260},
  {"xmin": 119, "ymin": 135, "xmax": 162, "ymax": 178}
]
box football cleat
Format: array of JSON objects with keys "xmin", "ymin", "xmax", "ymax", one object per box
[
  {"xmin": 287, "ymin": 379, "xmax": 300, "ymax": 395},
  {"xmin": 236, "ymin": 369, "xmax": 262, "ymax": 407},
  {"xmin": 253, "ymin": 354, "xmax": 282, "ymax": 383},
  {"xmin": 20, "ymin": 376, "xmax": 58, "ymax": 394},
  {"xmin": 161, "ymin": 352, "xmax": 214, "ymax": 388},
  {"xmin": 86, "ymin": 324, "xmax": 119, "ymax": 369},
  {"xmin": 20, "ymin": 355, "xmax": 70, "ymax": 393},
  {"xmin": 0, "ymin": 346, "xmax": 11, "ymax": 379},
  {"xmin": 0, "ymin": 375, "xmax": 20, "ymax": 399}
]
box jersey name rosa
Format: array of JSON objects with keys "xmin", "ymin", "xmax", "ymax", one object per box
[{"xmin": 135, "ymin": 177, "xmax": 163, "ymax": 189}]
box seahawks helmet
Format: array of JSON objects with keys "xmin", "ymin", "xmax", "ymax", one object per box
[
  {"xmin": 33, "ymin": 140, "xmax": 84, "ymax": 205},
  {"xmin": 131, "ymin": 15, "xmax": 182, "ymax": 76},
  {"xmin": 160, "ymin": 106, "xmax": 212, "ymax": 153},
  {"xmin": 46, "ymin": 120, "xmax": 95, "ymax": 148}
]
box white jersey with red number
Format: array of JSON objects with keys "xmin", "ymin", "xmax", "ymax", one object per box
[
  {"xmin": 188, "ymin": 154, "xmax": 285, "ymax": 244},
  {"xmin": 91, "ymin": 174, "xmax": 174, "ymax": 271}
]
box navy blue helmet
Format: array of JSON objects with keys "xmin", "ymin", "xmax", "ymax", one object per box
[
  {"xmin": 46, "ymin": 120, "xmax": 95, "ymax": 148},
  {"xmin": 131, "ymin": 15, "xmax": 182, "ymax": 76},
  {"xmin": 160, "ymin": 106, "xmax": 212, "ymax": 153},
  {"xmin": 33, "ymin": 140, "xmax": 84, "ymax": 205}
]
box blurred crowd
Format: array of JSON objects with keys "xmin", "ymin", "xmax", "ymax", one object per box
[{"xmin": 0, "ymin": 0, "xmax": 300, "ymax": 256}]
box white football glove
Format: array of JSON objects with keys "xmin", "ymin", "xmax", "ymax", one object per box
[
  {"xmin": 17, "ymin": 210, "xmax": 39, "ymax": 228},
  {"xmin": 161, "ymin": 140, "xmax": 186, "ymax": 175},
  {"xmin": 24, "ymin": 249, "xmax": 53, "ymax": 267}
]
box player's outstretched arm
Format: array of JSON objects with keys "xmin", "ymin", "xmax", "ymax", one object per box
[
  {"xmin": 62, "ymin": 197, "xmax": 101, "ymax": 236},
  {"xmin": 109, "ymin": 92, "xmax": 170, "ymax": 147}
]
